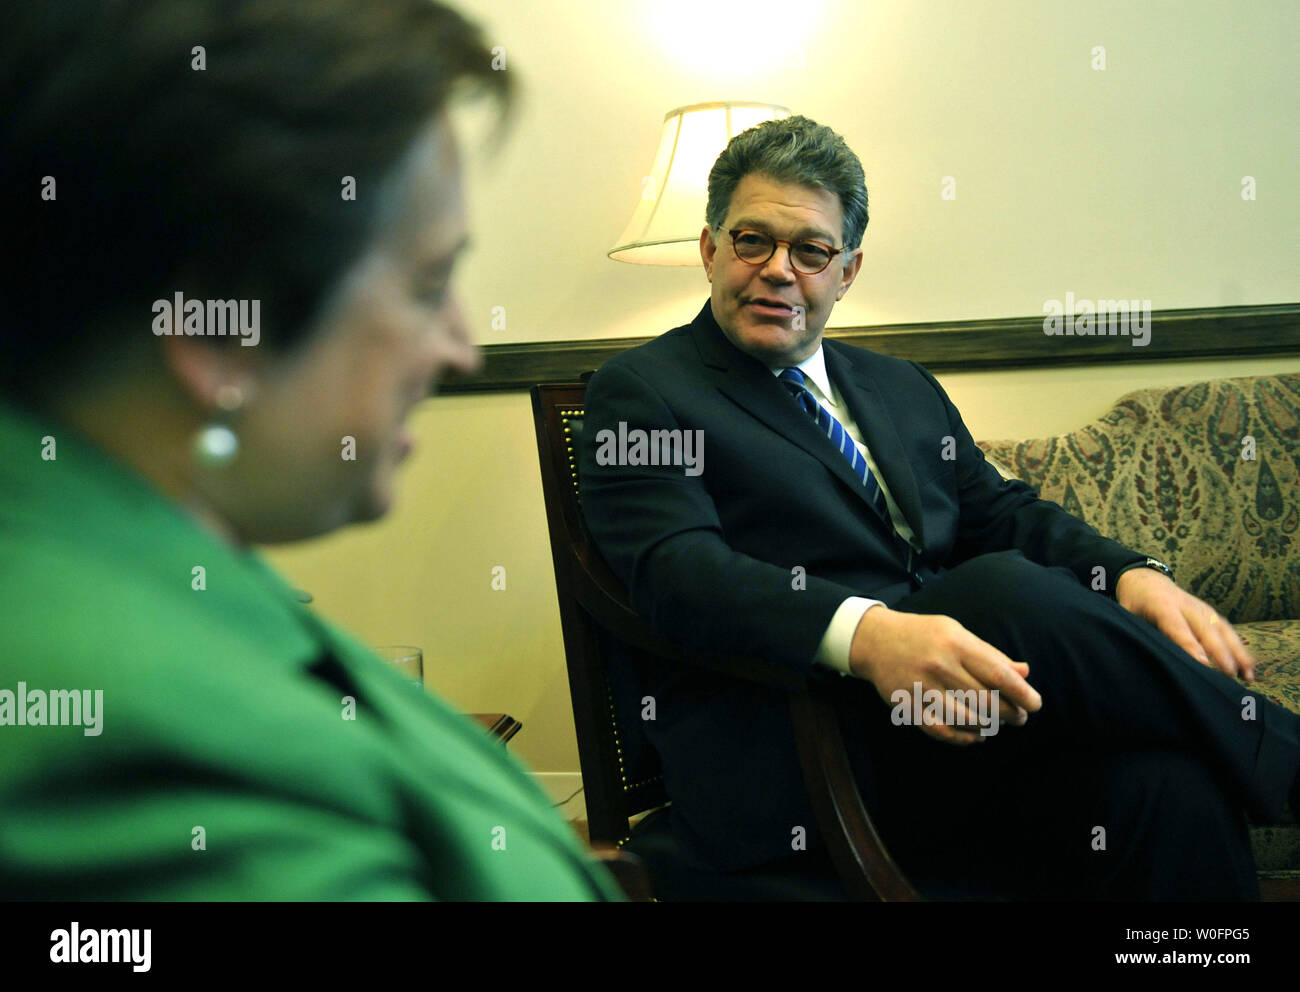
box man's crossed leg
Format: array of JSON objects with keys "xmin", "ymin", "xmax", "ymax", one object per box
[{"xmin": 832, "ymin": 550, "xmax": 1300, "ymax": 899}]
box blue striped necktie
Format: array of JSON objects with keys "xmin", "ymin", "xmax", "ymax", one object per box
[{"xmin": 778, "ymin": 367, "xmax": 893, "ymax": 528}]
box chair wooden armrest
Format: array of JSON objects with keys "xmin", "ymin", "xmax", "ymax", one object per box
[
  {"xmin": 788, "ymin": 684, "xmax": 920, "ymax": 900},
  {"xmin": 575, "ymin": 554, "xmax": 919, "ymax": 900}
]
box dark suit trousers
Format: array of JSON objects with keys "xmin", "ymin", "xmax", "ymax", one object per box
[{"xmin": 830, "ymin": 549, "xmax": 1300, "ymax": 900}]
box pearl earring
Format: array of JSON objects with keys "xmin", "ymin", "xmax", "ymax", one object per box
[{"xmin": 192, "ymin": 383, "xmax": 246, "ymax": 468}]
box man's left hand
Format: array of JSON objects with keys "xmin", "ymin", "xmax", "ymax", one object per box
[{"xmin": 1116, "ymin": 567, "xmax": 1257, "ymax": 681}]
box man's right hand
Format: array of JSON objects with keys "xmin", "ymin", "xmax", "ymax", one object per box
[{"xmin": 848, "ymin": 606, "xmax": 1042, "ymax": 745}]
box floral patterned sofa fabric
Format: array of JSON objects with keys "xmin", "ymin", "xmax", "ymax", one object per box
[{"xmin": 977, "ymin": 372, "xmax": 1300, "ymax": 718}]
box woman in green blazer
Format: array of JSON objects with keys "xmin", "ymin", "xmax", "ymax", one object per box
[{"xmin": 0, "ymin": 0, "xmax": 621, "ymax": 902}]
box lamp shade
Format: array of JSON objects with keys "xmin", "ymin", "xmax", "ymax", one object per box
[{"xmin": 608, "ymin": 101, "xmax": 791, "ymax": 265}]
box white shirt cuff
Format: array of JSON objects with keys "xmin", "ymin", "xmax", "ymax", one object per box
[{"xmin": 816, "ymin": 597, "xmax": 884, "ymax": 675}]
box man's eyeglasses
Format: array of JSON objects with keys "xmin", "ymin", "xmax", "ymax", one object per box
[{"xmin": 727, "ymin": 228, "xmax": 848, "ymax": 275}]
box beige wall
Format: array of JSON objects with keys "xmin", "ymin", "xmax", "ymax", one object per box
[{"xmin": 263, "ymin": 0, "xmax": 1300, "ymax": 774}]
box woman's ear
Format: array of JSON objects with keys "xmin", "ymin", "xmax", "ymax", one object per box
[{"xmin": 160, "ymin": 334, "xmax": 261, "ymax": 414}]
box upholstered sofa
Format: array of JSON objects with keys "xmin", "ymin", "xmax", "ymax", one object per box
[{"xmin": 977, "ymin": 371, "xmax": 1300, "ymax": 890}]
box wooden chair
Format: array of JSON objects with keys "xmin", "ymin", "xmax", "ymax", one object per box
[{"xmin": 531, "ymin": 381, "xmax": 924, "ymax": 901}]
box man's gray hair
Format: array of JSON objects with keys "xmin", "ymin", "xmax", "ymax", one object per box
[{"xmin": 705, "ymin": 115, "xmax": 869, "ymax": 251}]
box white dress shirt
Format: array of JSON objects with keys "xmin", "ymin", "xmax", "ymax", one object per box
[{"xmin": 773, "ymin": 346, "xmax": 919, "ymax": 677}]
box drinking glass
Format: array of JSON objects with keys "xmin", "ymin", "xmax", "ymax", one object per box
[{"xmin": 374, "ymin": 645, "xmax": 424, "ymax": 686}]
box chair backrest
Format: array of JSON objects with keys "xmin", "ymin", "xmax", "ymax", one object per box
[{"xmin": 531, "ymin": 383, "xmax": 669, "ymax": 845}]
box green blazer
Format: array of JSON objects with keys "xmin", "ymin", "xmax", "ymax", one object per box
[{"xmin": 0, "ymin": 398, "xmax": 622, "ymax": 901}]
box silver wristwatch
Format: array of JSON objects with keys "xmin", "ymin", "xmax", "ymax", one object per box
[{"xmin": 1119, "ymin": 556, "xmax": 1174, "ymax": 582}]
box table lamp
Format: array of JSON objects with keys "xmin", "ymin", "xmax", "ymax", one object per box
[{"xmin": 608, "ymin": 101, "xmax": 791, "ymax": 265}]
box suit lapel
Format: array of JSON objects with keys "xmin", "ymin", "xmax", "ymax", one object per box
[
  {"xmin": 688, "ymin": 303, "xmax": 901, "ymax": 529},
  {"xmin": 824, "ymin": 342, "xmax": 926, "ymax": 551}
]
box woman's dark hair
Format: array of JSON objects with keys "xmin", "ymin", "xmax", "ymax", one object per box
[{"xmin": 2, "ymin": 0, "xmax": 509, "ymax": 397}]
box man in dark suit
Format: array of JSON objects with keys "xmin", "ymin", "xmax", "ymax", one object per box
[{"xmin": 578, "ymin": 115, "xmax": 1300, "ymax": 899}]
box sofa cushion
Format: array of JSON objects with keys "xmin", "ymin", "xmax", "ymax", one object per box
[
  {"xmin": 978, "ymin": 373, "xmax": 1300, "ymax": 627},
  {"xmin": 1238, "ymin": 620, "xmax": 1300, "ymax": 714}
]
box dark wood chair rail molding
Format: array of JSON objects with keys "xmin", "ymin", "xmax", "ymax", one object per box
[{"xmin": 439, "ymin": 302, "xmax": 1300, "ymax": 394}]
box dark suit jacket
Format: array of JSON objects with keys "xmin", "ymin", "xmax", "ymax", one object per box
[{"xmin": 578, "ymin": 299, "xmax": 1143, "ymax": 870}]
